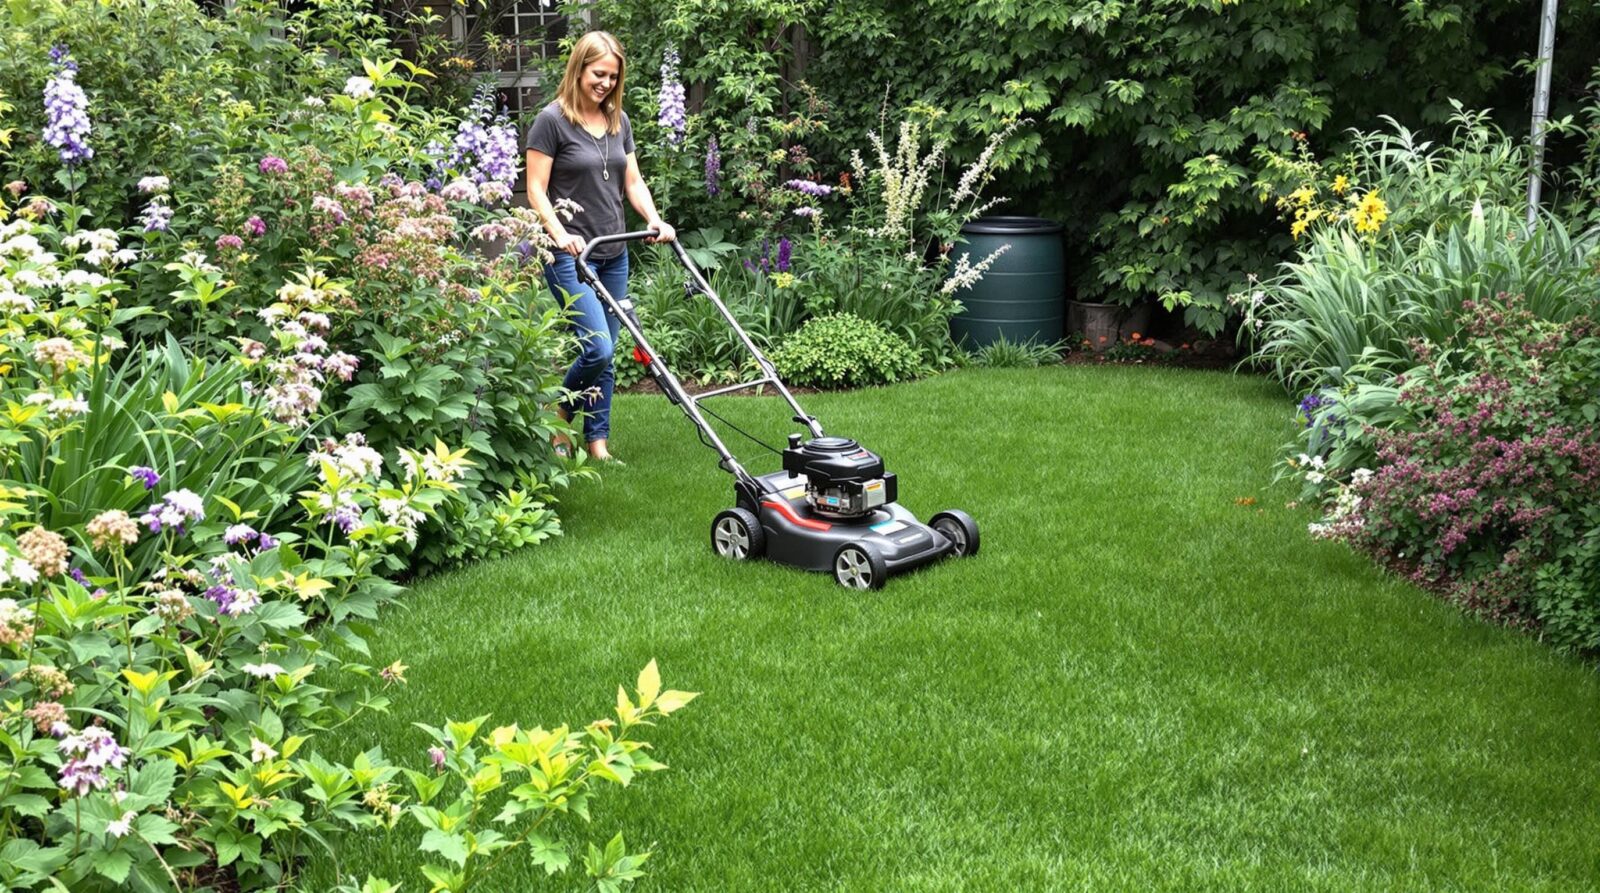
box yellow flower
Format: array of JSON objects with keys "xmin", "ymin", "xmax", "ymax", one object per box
[
  {"xmin": 1289, "ymin": 185, "xmax": 1315, "ymax": 207},
  {"xmin": 771, "ymin": 272, "xmax": 796, "ymax": 289},
  {"xmin": 1331, "ymin": 174, "xmax": 1350, "ymax": 195},
  {"xmin": 1291, "ymin": 216, "xmax": 1309, "ymax": 240},
  {"xmin": 1352, "ymin": 190, "xmax": 1389, "ymax": 234}
]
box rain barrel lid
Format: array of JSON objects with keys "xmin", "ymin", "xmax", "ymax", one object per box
[{"xmin": 960, "ymin": 215, "xmax": 1063, "ymax": 236}]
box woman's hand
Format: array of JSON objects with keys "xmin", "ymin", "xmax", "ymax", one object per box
[
  {"xmin": 646, "ymin": 221, "xmax": 676, "ymax": 243},
  {"xmin": 557, "ymin": 233, "xmax": 586, "ymax": 256}
]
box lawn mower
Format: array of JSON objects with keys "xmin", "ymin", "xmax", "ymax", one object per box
[{"xmin": 573, "ymin": 230, "xmax": 980, "ymax": 590}]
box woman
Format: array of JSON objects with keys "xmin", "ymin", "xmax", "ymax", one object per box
[{"xmin": 525, "ymin": 30, "xmax": 675, "ymax": 462}]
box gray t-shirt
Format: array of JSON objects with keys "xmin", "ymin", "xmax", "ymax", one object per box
[{"xmin": 525, "ymin": 102, "xmax": 635, "ymax": 259}]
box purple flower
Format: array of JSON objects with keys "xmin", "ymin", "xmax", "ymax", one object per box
[
  {"xmin": 69, "ymin": 567, "xmax": 89, "ymax": 585},
  {"xmin": 448, "ymin": 84, "xmax": 519, "ymax": 192},
  {"xmin": 43, "ymin": 48, "xmax": 92, "ymax": 166},
  {"xmin": 658, "ymin": 48, "xmax": 686, "ymax": 145},
  {"xmin": 140, "ymin": 489, "xmax": 204, "ymax": 535},
  {"xmin": 331, "ymin": 504, "xmax": 361, "ymax": 534},
  {"xmin": 215, "ymin": 234, "xmax": 243, "ymax": 251},
  {"xmin": 258, "ymin": 155, "xmax": 288, "ymax": 175},
  {"xmin": 1297, "ymin": 393, "xmax": 1335, "ymax": 427},
  {"xmin": 429, "ymin": 746, "xmax": 446, "ymax": 771},
  {"xmin": 793, "ymin": 207, "xmax": 821, "ymax": 218},
  {"xmin": 244, "ymin": 216, "xmax": 266, "ymax": 238},
  {"xmin": 139, "ymin": 201, "xmax": 173, "ymax": 233},
  {"xmin": 776, "ymin": 237, "xmax": 792, "ymax": 273},
  {"xmin": 56, "ymin": 726, "xmax": 127, "ymax": 797},
  {"xmin": 784, "ymin": 179, "xmax": 832, "ymax": 198},
  {"xmin": 424, "ymin": 176, "xmax": 442, "ymax": 192},
  {"xmin": 255, "ymin": 533, "xmax": 279, "ymax": 552},
  {"xmin": 705, "ymin": 135, "xmax": 721, "ymax": 197},
  {"xmin": 224, "ymin": 523, "xmax": 258, "ymax": 546},
  {"xmin": 128, "ymin": 466, "xmax": 160, "ymax": 490}
]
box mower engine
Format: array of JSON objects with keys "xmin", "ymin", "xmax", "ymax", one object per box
[{"xmin": 781, "ymin": 435, "xmax": 898, "ymax": 519}]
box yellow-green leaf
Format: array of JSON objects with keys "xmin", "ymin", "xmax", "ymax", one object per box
[
  {"xmin": 636, "ymin": 660, "xmax": 660, "ymax": 709},
  {"xmin": 654, "ymin": 690, "xmax": 699, "ymax": 715}
]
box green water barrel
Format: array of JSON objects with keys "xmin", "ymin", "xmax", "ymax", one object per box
[{"xmin": 948, "ymin": 216, "xmax": 1065, "ymax": 348}]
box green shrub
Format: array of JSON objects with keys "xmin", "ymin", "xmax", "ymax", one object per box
[{"xmin": 771, "ymin": 312, "xmax": 920, "ymax": 389}]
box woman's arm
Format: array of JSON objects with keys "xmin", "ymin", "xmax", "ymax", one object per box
[
  {"xmin": 623, "ymin": 152, "xmax": 676, "ymax": 242},
  {"xmin": 526, "ymin": 149, "xmax": 585, "ymax": 256}
]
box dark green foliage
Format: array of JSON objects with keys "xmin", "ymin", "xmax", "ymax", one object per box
[
  {"xmin": 771, "ymin": 312, "xmax": 920, "ymax": 388},
  {"xmin": 583, "ymin": 0, "xmax": 1600, "ymax": 333}
]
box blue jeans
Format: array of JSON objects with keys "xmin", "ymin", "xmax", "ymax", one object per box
[{"xmin": 544, "ymin": 251, "xmax": 629, "ymax": 442}]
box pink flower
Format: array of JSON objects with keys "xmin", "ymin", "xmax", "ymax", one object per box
[{"xmin": 216, "ymin": 234, "xmax": 244, "ymax": 251}]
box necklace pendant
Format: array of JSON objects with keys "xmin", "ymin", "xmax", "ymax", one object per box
[{"xmin": 602, "ymin": 169, "xmax": 609, "ymax": 181}]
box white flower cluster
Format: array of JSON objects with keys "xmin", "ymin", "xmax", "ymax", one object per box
[
  {"xmin": 1304, "ymin": 466, "xmax": 1372, "ymax": 540},
  {"xmin": 310, "ymin": 432, "xmax": 384, "ymax": 483},
  {"xmin": 941, "ymin": 243, "xmax": 1012, "ymax": 295},
  {"xmin": 343, "ymin": 76, "xmax": 376, "ymax": 101},
  {"xmin": 378, "ymin": 498, "xmax": 425, "ymax": 546}
]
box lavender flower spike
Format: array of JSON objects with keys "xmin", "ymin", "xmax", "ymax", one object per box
[
  {"xmin": 658, "ymin": 48, "xmax": 687, "ymax": 146},
  {"xmin": 43, "ymin": 47, "xmax": 93, "ymax": 166}
]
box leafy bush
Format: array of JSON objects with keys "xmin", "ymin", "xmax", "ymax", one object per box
[
  {"xmin": 1299, "ymin": 296, "xmax": 1600, "ymax": 652},
  {"xmin": 771, "ymin": 312, "xmax": 920, "ymax": 389},
  {"xmin": 331, "ymin": 662, "xmax": 696, "ymax": 893}
]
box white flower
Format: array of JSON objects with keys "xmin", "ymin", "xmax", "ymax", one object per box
[
  {"xmin": 46, "ymin": 395, "xmax": 89, "ymax": 419},
  {"xmin": 303, "ymin": 96, "xmax": 326, "ymax": 108},
  {"xmin": 59, "ymin": 269, "xmax": 111, "ymax": 289},
  {"xmin": 106, "ymin": 810, "xmax": 137, "ymax": 837},
  {"xmin": 1350, "ymin": 468, "xmax": 1374, "ymax": 486},
  {"xmin": 9, "ymin": 555, "xmax": 38, "ymax": 585},
  {"xmin": 0, "ymin": 289, "xmax": 35, "ymax": 313},
  {"xmin": 343, "ymin": 76, "xmax": 375, "ymax": 100},
  {"xmin": 250, "ymin": 737, "xmax": 278, "ymax": 763},
  {"xmin": 242, "ymin": 661, "xmax": 285, "ymax": 679},
  {"xmin": 137, "ymin": 176, "xmax": 170, "ymax": 194},
  {"xmin": 1306, "ymin": 470, "xmax": 1326, "ymax": 485}
]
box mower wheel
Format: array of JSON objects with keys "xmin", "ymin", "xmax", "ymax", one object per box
[
  {"xmin": 711, "ymin": 508, "xmax": 764, "ymax": 560},
  {"xmin": 929, "ymin": 510, "xmax": 980, "ymax": 557},
  {"xmin": 833, "ymin": 541, "xmax": 888, "ymax": 591}
]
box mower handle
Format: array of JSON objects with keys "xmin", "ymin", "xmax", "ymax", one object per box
[{"xmin": 576, "ymin": 228, "xmax": 662, "ymax": 267}]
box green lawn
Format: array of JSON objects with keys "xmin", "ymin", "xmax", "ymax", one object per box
[{"xmin": 304, "ymin": 366, "xmax": 1600, "ymax": 892}]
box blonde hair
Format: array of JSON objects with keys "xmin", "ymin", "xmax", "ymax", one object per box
[{"xmin": 556, "ymin": 31, "xmax": 626, "ymax": 135}]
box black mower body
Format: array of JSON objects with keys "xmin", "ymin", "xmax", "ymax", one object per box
[{"xmin": 747, "ymin": 471, "xmax": 955, "ymax": 574}]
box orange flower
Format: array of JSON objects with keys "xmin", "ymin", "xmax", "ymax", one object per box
[{"xmin": 1129, "ymin": 332, "xmax": 1141, "ymax": 340}]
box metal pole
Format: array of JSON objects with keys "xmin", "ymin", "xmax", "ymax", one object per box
[{"xmin": 1526, "ymin": 0, "xmax": 1560, "ymax": 226}]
